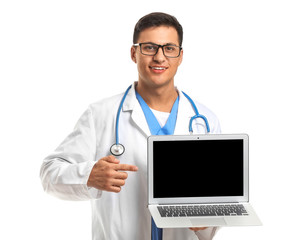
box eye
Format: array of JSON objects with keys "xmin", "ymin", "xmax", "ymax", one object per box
[
  {"xmin": 164, "ymin": 45, "xmax": 177, "ymax": 52},
  {"xmin": 143, "ymin": 44, "xmax": 157, "ymax": 52}
]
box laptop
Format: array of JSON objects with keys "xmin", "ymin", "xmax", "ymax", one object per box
[{"xmin": 147, "ymin": 134, "xmax": 262, "ymax": 228}]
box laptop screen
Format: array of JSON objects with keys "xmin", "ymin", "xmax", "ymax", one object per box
[{"xmin": 153, "ymin": 139, "xmax": 244, "ymax": 198}]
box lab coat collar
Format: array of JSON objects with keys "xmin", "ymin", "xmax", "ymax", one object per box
[
  {"xmin": 122, "ymin": 82, "xmax": 195, "ymax": 137},
  {"xmin": 174, "ymin": 91, "xmax": 194, "ymax": 135}
]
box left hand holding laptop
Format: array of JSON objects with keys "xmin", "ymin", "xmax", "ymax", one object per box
[{"xmin": 189, "ymin": 227, "xmax": 208, "ymax": 231}]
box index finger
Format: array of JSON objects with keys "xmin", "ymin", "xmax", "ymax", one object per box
[{"xmin": 114, "ymin": 163, "xmax": 138, "ymax": 172}]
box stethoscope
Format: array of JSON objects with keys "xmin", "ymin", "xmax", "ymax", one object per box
[{"xmin": 110, "ymin": 85, "xmax": 210, "ymax": 156}]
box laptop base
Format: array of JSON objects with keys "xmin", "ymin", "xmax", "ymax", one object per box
[{"xmin": 149, "ymin": 203, "xmax": 262, "ymax": 228}]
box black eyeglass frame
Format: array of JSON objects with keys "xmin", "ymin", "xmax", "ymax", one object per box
[{"xmin": 133, "ymin": 42, "xmax": 183, "ymax": 58}]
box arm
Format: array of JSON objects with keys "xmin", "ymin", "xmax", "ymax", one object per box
[{"xmin": 40, "ymin": 107, "xmax": 101, "ymax": 201}]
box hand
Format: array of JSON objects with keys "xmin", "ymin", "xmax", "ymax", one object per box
[
  {"xmin": 189, "ymin": 227, "xmax": 208, "ymax": 231},
  {"xmin": 87, "ymin": 155, "xmax": 138, "ymax": 193}
]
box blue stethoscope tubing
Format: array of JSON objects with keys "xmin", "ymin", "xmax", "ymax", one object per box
[
  {"xmin": 181, "ymin": 91, "xmax": 210, "ymax": 133},
  {"xmin": 110, "ymin": 85, "xmax": 132, "ymax": 156},
  {"xmin": 110, "ymin": 85, "xmax": 210, "ymax": 156}
]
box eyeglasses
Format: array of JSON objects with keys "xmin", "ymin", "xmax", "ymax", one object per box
[{"xmin": 133, "ymin": 42, "xmax": 182, "ymax": 58}]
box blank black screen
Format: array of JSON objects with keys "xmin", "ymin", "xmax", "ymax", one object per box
[{"xmin": 153, "ymin": 139, "xmax": 244, "ymax": 198}]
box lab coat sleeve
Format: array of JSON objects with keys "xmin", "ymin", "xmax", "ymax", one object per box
[
  {"xmin": 40, "ymin": 107, "xmax": 102, "ymax": 201},
  {"xmin": 211, "ymin": 116, "xmax": 221, "ymax": 134},
  {"xmin": 194, "ymin": 101, "xmax": 221, "ymax": 135}
]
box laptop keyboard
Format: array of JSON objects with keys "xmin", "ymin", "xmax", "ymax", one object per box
[{"xmin": 157, "ymin": 204, "xmax": 249, "ymax": 217}]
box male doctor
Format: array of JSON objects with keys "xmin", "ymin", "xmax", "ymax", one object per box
[{"xmin": 40, "ymin": 12, "xmax": 221, "ymax": 240}]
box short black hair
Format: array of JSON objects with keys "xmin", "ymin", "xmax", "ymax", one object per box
[{"xmin": 133, "ymin": 12, "xmax": 183, "ymax": 46}]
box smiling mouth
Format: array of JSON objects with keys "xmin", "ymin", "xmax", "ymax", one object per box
[{"xmin": 150, "ymin": 66, "xmax": 168, "ymax": 70}]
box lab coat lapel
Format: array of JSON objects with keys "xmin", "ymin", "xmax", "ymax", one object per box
[
  {"xmin": 131, "ymin": 101, "xmax": 151, "ymax": 137},
  {"xmin": 123, "ymin": 83, "xmax": 151, "ymax": 137}
]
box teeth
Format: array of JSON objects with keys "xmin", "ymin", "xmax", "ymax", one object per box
[{"xmin": 152, "ymin": 67, "xmax": 165, "ymax": 70}]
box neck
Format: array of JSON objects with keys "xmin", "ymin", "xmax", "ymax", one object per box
[{"xmin": 135, "ymin": 81, "xmax": 178, "ymax": 112}]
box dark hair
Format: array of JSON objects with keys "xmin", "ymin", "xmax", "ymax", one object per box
[{"xmin": 133, "ymin": 12, "xmax": 183, "ymax": 46}]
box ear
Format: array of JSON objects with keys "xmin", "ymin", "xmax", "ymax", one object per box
[
  {"xmin": 131, "ymin": 46, "xmax": 137, "ymax": 63},
  {"xmin": 178, "ymin": 49, "xmax": 183, "ymax": 66}
]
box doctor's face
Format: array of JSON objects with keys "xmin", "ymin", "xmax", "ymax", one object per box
[{"xmin": 131, "ymin": 26, "xmax": 183, "ymax": 89}]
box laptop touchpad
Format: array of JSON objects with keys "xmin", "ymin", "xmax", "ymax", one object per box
[{"xmin": 190, "ymin": 217, "xmax": 227, "ymax": 226}]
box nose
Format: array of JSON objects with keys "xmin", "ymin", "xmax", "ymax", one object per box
[{"xmin": 153, "ymin": 46, "xmax": 166, "ymax": 62}]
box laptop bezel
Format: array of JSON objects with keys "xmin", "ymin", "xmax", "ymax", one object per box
[{"xmin": 147, "ymin": 134, "xmax": 249, "ymax": 205}]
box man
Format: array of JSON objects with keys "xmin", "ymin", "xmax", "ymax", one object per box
[{"xmin": 40, "ymin": 12, "xmax": 221, "ymax": 240}]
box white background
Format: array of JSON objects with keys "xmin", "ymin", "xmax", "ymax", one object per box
[{"xmin": 1, "ymin": 0, "xmax": 302, "ymax": 239}]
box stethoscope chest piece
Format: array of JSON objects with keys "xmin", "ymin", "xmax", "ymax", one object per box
[{"xmin": 110, "ymin": 143, "xmax": 125, "ymax": 156}]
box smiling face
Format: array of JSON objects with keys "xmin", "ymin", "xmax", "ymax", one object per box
[{"xmin": 131, "ymin": 26, "xmax": 183, "ymax": 91}]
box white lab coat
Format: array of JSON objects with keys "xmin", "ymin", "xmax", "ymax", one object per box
[{"xmin": 40, "ymin": 82, "xmax": 221, "ymax": 240}]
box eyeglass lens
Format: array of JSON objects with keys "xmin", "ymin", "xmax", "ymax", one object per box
[{"xmin": 140, "ymin": 43, "xmax": 180, "ymax": 58}]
